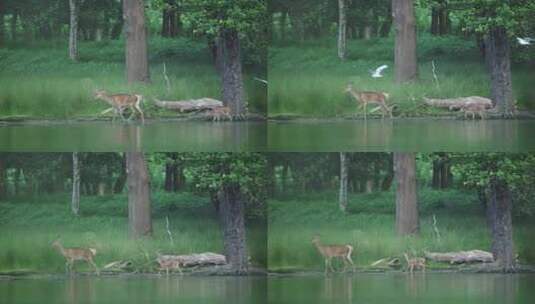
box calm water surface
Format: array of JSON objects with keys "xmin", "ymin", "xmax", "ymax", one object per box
[
  {"xmin": 268, "ymin": 119, "xmax": 535, "ymax": 151},
  {"xmin": 0, "ymin": 121, "xmax": 267, "ymax": 152},
  {"xmin": 0, "ymin": 276, "xmax": 267, "ymax": 304},
  {"xmin": 268, "ymin": 273, "xmax": 535, "ymax": 304}
]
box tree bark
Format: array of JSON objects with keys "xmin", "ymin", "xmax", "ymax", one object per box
[
  {"xmin": 161, "ymin": 4, "xmax": 178, "ymax": 37},
  {"xmin": 392, "ymin": 0, "xmax": 418, "ymax": 83},
  {"xmin": 339, "ymin": 152, "xmax": 348, "ymax": 212},
  {"xmin": 217, "ymin": 185, "xmax": 248, "ymax": 274},
  {"xmin": 337, "ymin": 0, "xmax": 347, "ymax": 60},
  {"xmin": 486, "ymin": 176, "xmax": 515, "ymax": 272},
  {"xmin": 394, "ymin": 153, "xmax": 419, "ymax": 235},
  {"xmin": 485, "ymin": 26, "xmax": 514, "ymax": 116},
  {"xmin": 431, "ymin": 153, "xmax": 452, "ymax": 189},
  {"xmin": 126, "ymin": 152, "xmax": 152, "ymax": 238},
  {"xmin": 219, "ymin": 30, "xmax": 246, "ymax": 117},
  {"xmin": 71, "ymin": 153, "xmax": 80, "ymax": 216},
  {"xmin": 68, "ymin": 0, "xmax": 79, "ymax": 61},
  {"xmin": 123, "ymin": 0, "xmax": 150, "ymax": 83}
]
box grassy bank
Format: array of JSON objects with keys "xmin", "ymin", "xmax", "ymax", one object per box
[
  {"xmin": 0, "ymin": 38, "xmax": 266, "ymax": 119},
  {"xmin": 269, "ymin": 35, "xmax": 535, "ymax": 118},
  {"xmin": 0, "ymin": 192, "xmax": 266, "ymax": 273},
  {"xmin": 268, "ymin": 189, "xmax": 535, "ymax": 272}
]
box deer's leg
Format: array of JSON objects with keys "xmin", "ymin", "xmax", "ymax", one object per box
[
  {"xmin": 134, "ymin": 104, "xmax": 145, "ymax": 124},
  {"xmin": 329, "ymin": 258, "xmax": 336, "ymax": 273},
  {"xmin": 364, "ymin": 103, "xmax": 367, "ymax": 120},
  {"xmin": 324, "ymin": 259, "xmax": 329, "ymax": 275},
  {"xmin": 88, "ymin": 258, "xmax": 99, "ymax": 275},
  {"xmin": 346, "ymin": 255, "xmax": 355, "ymax": 272}
]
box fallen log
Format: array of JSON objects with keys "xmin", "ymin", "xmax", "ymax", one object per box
[
  {"xmin": 153, "ymin": 98, "xmax": 224, "ymax": 112},
  {"xmin": 423, "ymin": 96, "xmax": 493, "ymax": 110},
  {"xmin": 424, "ymin": 250, "xmax": 494, "ymax": 264},
  {"xmin": 156, "ymin": 252, "xmax": 227, "ymax": 268}
]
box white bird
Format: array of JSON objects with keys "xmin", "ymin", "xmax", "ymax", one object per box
[
  {"xmin": 370, "ymin": 65, "xmax": 388, "ymax": 78},
  {"xmin": 253, "ymin": 77, "xmax": 268, "ymax": 85},
  {"xmin": 516, "ymin": 37, "xmax": 534, "ymax": 45}
]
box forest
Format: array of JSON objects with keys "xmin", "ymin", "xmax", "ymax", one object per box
[
  {"xmin": 268, "ymin": 153, "xmax": 535, "ymax": 273},
  {"xmin": 0, "ymin": 0, "xmax": 268, "ymax": 120},
  {"xmin": 0, "ymin": 152, "xmax": 267, "ymax": 275},
  {"xmin": 268, "ymin": 0, "xmax": 535, "ymax": 119}
]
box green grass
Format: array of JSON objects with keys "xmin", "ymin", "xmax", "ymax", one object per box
[
  {"xmin": 0, "ymin": 192, "xmax": 266, "ymax": 273},
  {"xmin": 269, "ymin": 35, "xmax": 535, "ymax": 118},
  {"xmin": 0, "ymin": 38, "xmax": 266, "ymax": 119},
  {"xmin": 268, "ymin": 189, "xmax": 535, "ymax": 272}
]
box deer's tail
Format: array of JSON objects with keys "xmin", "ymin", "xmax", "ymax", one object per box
[
  {"xmin": 89, "ymin": 248, "xmax": 97, "ymax": 256},
  {"xmin": 135, "ymin": 95, "xmax": 143, "ymax": 108},
  {"xmin": 346, "ymin": 245, "xmax": 354, "ymax": 260}
]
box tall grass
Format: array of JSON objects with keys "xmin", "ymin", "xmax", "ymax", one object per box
[
  {"xmin": 0, "ymin": 192, "xmax": 266, "ymax": 273},
  {"xmin": 268, "ymin": 189, "xmax": 535, "ymax": 271},
  {"xmin": 0, "ymin": 38, "xmax": 266, "ymax": 119},
  {"xmin": 269, "ymin": 35, "xmax": 535, "ymax": 118}
]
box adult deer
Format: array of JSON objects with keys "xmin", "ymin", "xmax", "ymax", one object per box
[
  {"xmin": 52, "ymin": 239, "xmax": 99, "ymax": 275},
  {"xmin": 93, "ymin": 90, "xmax": 144, "ymax": 123},
  {"xmin": 312, "ymin": 235, "xmax": 354, "ymax": 274},
  {"xmin": 345, "ymin": 83, "xmax": 393, "ymax": 119}
]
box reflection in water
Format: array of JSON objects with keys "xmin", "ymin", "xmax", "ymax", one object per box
[
  {"xmin": 268, "ymin": 119, "xmax": 535, "ymax": 151},
  {"xmin": 0, "ymin": 121, "xmax": 267, "ymax": 152},
  {"xmin": 268, "ymin": 273, "xmax": 535, "ymax": 304}
]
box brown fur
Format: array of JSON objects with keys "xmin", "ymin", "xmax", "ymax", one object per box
[
  {"xmin": 94, "ymin": 90, "xmax": 144, "ymax": 123},
  {"xmin": 461, "ymin": 103, "xmax": 487, "ymax": 120},
  {"xmin": 404, "ymin": 253, "xmax": 426, "ymax": 273},
  {"xmin": 345, "ymin": 83, "xmax": 392, "ymax": 119},
  {"xmin": 156, "ymin": 253, "xmax": 183, "ymax": 275},
  {"xmin": 52, "ymin": 239, "xmax": 99, "ymax": 275},
  {"xmin": 312, "ymin": 236, "xmax": 354, "ymax": 274},
  {"xmin": 206, "ymin": 106, "xmax": 232, "ymax": 122}
]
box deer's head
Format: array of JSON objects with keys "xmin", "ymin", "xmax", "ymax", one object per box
[
  {"xmin": 51, "ymin": 239, "xmax": 62, "ymax": 249},
  {"xmin": 93, "ymin": 90, "xmax": 107, "ymax": 100},
  {"xmin": 311, "ymin": 235, "xmax": 321, "ymax": 245}
]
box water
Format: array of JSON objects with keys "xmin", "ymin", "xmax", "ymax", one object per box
[
  {"xmin": 0, "ymin": 121, "xmax": 267, "ymax": 152},
  {"xmin": 268, "ymin": 119, "xmax": 535, "ymax": 152},
  {"xmin": 0, "ymin": 276, "xmax": 267, "ymax": 304},
  {"xmin": 268, "ymin": 273, "xmax": 535, "ymax": 304}
]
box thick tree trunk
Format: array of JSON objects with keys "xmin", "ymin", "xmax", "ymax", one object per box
[
  {"xmin": 394, "ymin": 153, "xmax": 419, "ymax": 235},
  {"xmin": 220, "ymin": 30, "xmax": 246, "ymax": 117},
  {"xmin": 68, "ymin": 0, "xmax": 79, "ymax": 61},
  {"xmin": 392, "ymin": 0, "xmax": 418, "ymax": 83},
  {"xmin": 217, "ymin": 185, "xmax": 248, "ymax": 274},
  {"xmin": 71, "ymin": 153, "xmax": 80, "ymax": 216},
  {"xmin": 123, "ymin": 0, "xmax": 150, "ymax": 83},
  {"xmin": 126, "ymin": 152, "xmax": 152, "ymax": 238},
  {"xmin": 486, "ymin": 177, "xmax": 515, "ymax": 272},
  {"xmin": 339, "ymin": 152, "xmax": 348, "ymax": 212},
  {"xmin": 337, "ymin": 0, "xmax": 347, "ymax": 60},
  {"xmin": 485, "ymin": 26, "xmax": 514, "ymax": 116}
]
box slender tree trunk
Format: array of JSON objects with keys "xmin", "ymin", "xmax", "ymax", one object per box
[
  {"xmin": 126, "ymin": 152, "xmax": 152, "ymax": 238},
  {"xmin": 123, "ymin": 0, "xmax": 150, "ymax": 83},
  {"xmin": 161, "ymin": 6, "xmax": 177, "ymax": 37},
  {"xmin": 486, "ymin": 177, "xmax": 515, "ymax": 272},
  {"xmin": 394, "ymin": 153, "xmax": 419, "ymax": 235},
  {"xmin": 220, "ymin": 29, "xmax": 246, "ymax": 117},
  {"xmin": 111, "ymin": 0, "xmax": 124, "ymax": 40},
  {"xmin": 71, "ymin": 153, "xmax": 80, "ymax": 216},
  {"xmin": 432, "ymin": 153, "xmax": 452, "ymax": 189},
  {"xmin": 0, "ymin": 4, "xmax": 4, "ymax": 47},
  {"xmin": 0, "ymin": 155, "xmax": 5, "ymax": 199},
  {"xmin": 164, "ymin": 161, "xmax": 174, "ymax": 192},
  {"xmin": 113, "ymin": 154, "xmax": 127, "ymax": 194},
  {"xmin": 337, "ymin": 0, "xmax": 347, "ymax": 60},
  {"xmin": 485, "ymin": 26, "xmax": 514, "ymax": 116},
  {"xmin": 217, "ymin": 185, "xmax": 248, "ymax": 274},
  {"xmin": 392, "ymin": 0, "xmax": 418, "ymax": 83},
  {"xmin": 339, "ymin": 152, "xmax": 348, "ymax": 212},
  {"xmin": 10, "ymin": 10, "xmax": 17, "ymax": 42},
  {"xmin": 68, "ymin": 0, "xmax": 79, "ymax": 61}
]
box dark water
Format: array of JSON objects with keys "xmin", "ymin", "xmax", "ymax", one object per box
[
  {"xmin": 268, "ymin": 119, "xmax": 535, "ymax": 152},
  {"xmin": 0, "ymin": 276, "xmax": 267, "ymax": 304},
  {"xmin": 0, "ymin": 121, "xmax": 267, "ymax": 152},
  {"xmin": 268, "ymin": 273, "xmax": 535, "ymax": 304}
]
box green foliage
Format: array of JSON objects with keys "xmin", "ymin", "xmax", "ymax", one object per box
[{"xmin": 460, "ymin": 0, "xmax": 535, "ymax": 35}]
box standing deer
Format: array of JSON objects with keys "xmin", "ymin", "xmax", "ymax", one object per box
[
  {"xmin": 312, "ymin": 236, "xmax": 354, "ymax": 274},
  {"xmin": 52, "ymin": 239, "xmax": 99, "ymax": 275},
  {"xmin": 461, "ymin": 103, "xmax": 487, "ymax": 120},
  {"xmin": 345, "ymin": 83, "xmax": 393, "ymax": 119},
  {"xmin": 205, "ymin": 106, "xmax": 232, "ymax": 122},
  {"xmin": 403, "ymin": 253, "xmax": 426, "ymax": 274},
  {"xmin": 93, "ymin": 90, "xmax": 145, "ymax": 123}
]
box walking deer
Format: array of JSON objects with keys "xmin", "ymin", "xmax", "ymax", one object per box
[
  {"xmin": 345, "ymin": 83, "xmax": 393, "ymax": 119},
  {"xmin": 404, "ymin": 253, "xmax": 426, "ymax": 274},
  {"xmin": 156, "ymin": 252, "xmax": 183, "ymax": 276},
  {"xmin": 461, "ymin": 103, "xmax": 487, "ymax": 120},
  {"xmin": 312, "ymin": 236, "xmax": 354, "ymax": 274},
  {"xmin": 206, "ymin": 106, "xmax": 232, "ymax": 122},
  {"xmin": 52, "ymin": 239, "xmax": 99, "ymax": 275},
  {"xmin": 93, "ymin": 90, "xmax": 145, "ymax": 123}
]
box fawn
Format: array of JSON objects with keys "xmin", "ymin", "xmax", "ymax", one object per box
[
  {"xmin": 461, "ymin": 103, "xmax": 487, "ymax": 120},
  {"xmin": 206, "ymin": 106, "xmax": 232, "ymax": 122},
  {"xmin": 93, "ymin": 90, "xmax": 145, "ymax": 123},
  {"xmin": 156, "ymin": 252, "xmax": 183, "ymax": 275},
  {"xmin": 52, "ymin": 239, "xmax": 99, "ymax": 275},
  {"xmin": 345, "ymin": 83, "xmax": 392, "ymax": 120},
  {"xmin": 312, "ymin": 236, "xmax": 354, "ymax": 274},
  {"xmin": 403, "ymin": 253, "xmax": 426, "ymax": 273}
]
